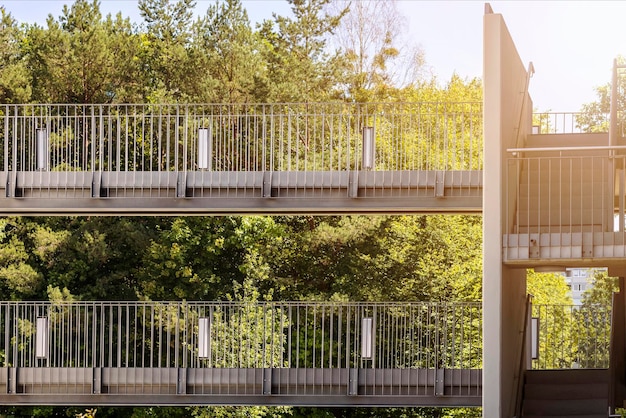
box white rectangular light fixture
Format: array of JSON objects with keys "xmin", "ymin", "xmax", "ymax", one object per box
[
  {"xmin": 531, "ymin": 317, "xmax": 539, "ymax": 360},
  {"xmin": 198, "ymin": 317, "xmax": 210, "ymax": 358},
  {"xmin": 362, "ymin": 127, "xmax": 375, "ymax": 170},
  {"xmin": 198, "ymin": 128, "xmax": 212, "ymax": 170},
  {"xmin": 36, "ymin": 128, "xmax": 48, "ymax": 171},
  {"xmin": 36, "ymin": 317, "xmax": 48, "ymax": 359},
  {"xmin": 361, "ymin": 317, "xmax": 373, "ymax": 359}
]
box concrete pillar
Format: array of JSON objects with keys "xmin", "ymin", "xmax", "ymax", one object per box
[{"xmin": 483, "ymin": 5, "xmax": 531, "ymax": 417}]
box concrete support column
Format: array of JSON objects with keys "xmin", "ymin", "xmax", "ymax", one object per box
[{"xmin": 483, "ymin": 5, "xmax": 531, "ymax": 417}]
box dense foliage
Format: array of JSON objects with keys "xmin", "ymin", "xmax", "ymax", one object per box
[
  {"xmin": 0, "ymin": 0, "xmax": 489, "ymax": 416},
  {"xmin": 0, "ymin": 0, "xmax": 485, "ymax": 306}
]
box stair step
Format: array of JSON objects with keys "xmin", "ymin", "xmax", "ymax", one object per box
[
  {"xmin": 522, "ymin": 398, "xmax": 608, "ymax": 416},
  {"xmin": 524, "ymin": 382, "xmax": 608, "ymax": 400},
  {"xmin": 522, "ymin": 415, "xmax": 607, "ymax": 418},
  {"xmin": 525, "ymin": 369, "xmax": 609, "ymax": 385}
]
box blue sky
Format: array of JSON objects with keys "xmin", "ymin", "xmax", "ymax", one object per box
[{"xmin": 2, "ymin": 0, "xmax": 626, "ymax": 112}]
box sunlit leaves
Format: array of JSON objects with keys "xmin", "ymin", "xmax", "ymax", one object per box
[{"xmin": 0, "ymin": 7, "xmax": 31, "ymax": 103}]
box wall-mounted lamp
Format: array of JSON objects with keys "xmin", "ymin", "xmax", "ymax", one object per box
[
  {"xmin": 36, "ymin": 128, "xmax": 49, "ymax": 171},
  {"xmin": 198, "ymin": 128, "xmax": 212, "ymax": 170},
  {"xmin": 362, "ymin": 127, "xmax": 375, "ymax": 170},
  {"xmin": 361, "ymin": 317, "xmax": 373, "ymax": 359},
  {"xmin": 198, "ymin": 317, "xmax": 211, "ymax": 359},
  {"xmin": 531, "ymin": 317, "xmax": 539, "ymax": 360},
  {"xmin": 36, "ymin": 316, "xmax": 48, "ymax": 359}
]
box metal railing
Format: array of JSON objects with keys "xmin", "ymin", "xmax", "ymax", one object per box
[
  {"xmin": 532, "ymin": 304, "xmax": 611, "ymax": 369},
  {"xmin": 513, "ymin": 294, "xmax": 533, "ymax": 418},
  {"xmin": 0, "ymin": 103, "xmax": 483, "ymax": 174},
  {"xmin": 531, "ymin": 112, "xmax": 610, "ymax": 134},
  {"xmin": 0, "ymin": 301, "xmax": 482, "ymax": 370},
  {"xmin": 504, "ymin": 145, "xmax": 626, "ymax": 260},
  {"xmin": 507, "ymin": 153, "xmax": 612, "ymax": 237}
]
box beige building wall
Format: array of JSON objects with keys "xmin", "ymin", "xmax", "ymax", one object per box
[{"xmin": 483, "ymin": 6, "xmax": 532, "ymax": 417}]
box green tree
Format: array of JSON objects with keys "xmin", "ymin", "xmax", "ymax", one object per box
[
  {"xmin": 0, "ymin": 218, "xmax": 42, "ymax": 299},
  {"xmin": 273, "ymin": 215, "xmax": 482, "ymax": 302},
  {"xmin": 24, "ymin": 0, "xmax": 140, "ymax": 103},
  {"xmin": 258, "ymin": 0, "xmax": 347, "ymax": 101},
  {"xmin": 330, "ymin": 0, "xmax": 425, "ymax": 102},
  {"xmin": 138, "ymin": 0, "xmax": 202, "ymax": 102},
  {"xmin": 0, "ymin": 216, "xmax": 161, "ymax": 301},
  {"xmin": 41, "ymin": 217, "xmax": 160, "ymax": 299},
  {"xmin": 0, "ymin": 7, "xmax": 31, "ymax": 103},
  {"xmin": 576, "ymin": 56, "xmax": 624, "ymax": 133},
  {"xmin": 138, "ymin": 216, "xmax": 285, "ymax": 301},
  {"xmin": 577, "ymin": 84, "xmax": 612, "ymax": 133},
  {"xmin": 527, "ymin": 270, "xmax": 576, "ymax": 369},
  {"xmin": 573, "ymin": 270, "xmax": 616, "ymax": 368},
  {"xmin": 192, "ymin": 0, "xmax": 265, "ymax": 103},
  {"xmin": 527, "ymin": 269, "xmax": 573, "ymax": 305},
  {"xmin": 580, "ymin": 269, "xmax": 618, "ymax": 305}
]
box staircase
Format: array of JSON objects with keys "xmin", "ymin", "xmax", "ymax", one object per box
[
  {"xmin": 521, "ymin": 369, "xmax": 609, "ymax": 417},
  {"xmin": 517, "ymin": 133, "xmax": 611, "ymax": 234},
  {"xmin": 504, "ymin": 133, "xmax": 622, "ymax": 264}
]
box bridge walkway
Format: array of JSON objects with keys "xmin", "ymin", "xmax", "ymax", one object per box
[
  {"xmin": 0, "ymin": 103, "xmax": 482, "ymax": 215},
  {"xmin": 0, "ymin": 301, "xmax": 482, "ymax": 407}
]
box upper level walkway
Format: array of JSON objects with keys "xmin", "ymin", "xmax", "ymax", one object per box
[
  {"xmin": 6, "ymin": 102, "xmax": 626, "ymax": 268},
  {"xmin": 0, "ymin": 103, "xmax": 482, "ymax": 215}
]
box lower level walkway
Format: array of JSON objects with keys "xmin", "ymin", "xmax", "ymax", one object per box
[{"xmin": 0, "ymin": 301, "xmax": 482, "ymax": 406}]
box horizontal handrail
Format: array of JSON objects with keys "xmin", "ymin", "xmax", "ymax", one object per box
[
  {"xmin": 0, "ymin": 300, "xmax": 478, "ymax": 307},
  {"xmin": 507, "ymin": 145, "xmax": 626, "ymax": 153},
  {"xmin": 0, "ymin": 102, "xmax": 483, "ymax": 107}
]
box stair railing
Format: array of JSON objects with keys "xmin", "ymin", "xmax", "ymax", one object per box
[
  {"xmin": 512, "ymin": 294, "xmax": 533, "ymax": 418},
  {"xmin": 508, "ymin": 62, "xmax": 534, "ymax": 236},
  {"xmin": 506, "ymin": 145, "xmax": 626, "ymax": 244},
  {"xmin": 514, "ymin": 62, "xmax": 535, "ymax": 149}
]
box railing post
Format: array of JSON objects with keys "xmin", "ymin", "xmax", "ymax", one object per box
[
  {"xmin": 3, "ymin": 105, "xmax": 8, "ymax": 173},
  {"xmin": 9, "ymin": 105, "xmax": 17, "ymax": 196},
  {"xmin": 348, "ymin": 368, "xmax": 358, "ymax": 395},
  {"xmin": 617, "ymin": 163, "xmax": 626, "ymax": 232},
  {"xmin": 177, "ymin": 368, "xmax": 186, "ymax": 395},
  {"xmin": 262, "ymin": 368, "xmax": 272, "ymax": 395},
  {"xmin": 435, "ymin": 368, "xmax": 444, "ymax": 396},
  {"xmin": 7, "ymin": 367, "xmax": 16, "ymax": 394},
  {"xmin": 90, "ymin": 105, "xmax": 95, "ymax": 172},
  {"xmin": 92, "ymin": 367, "xmax": 101, "ymax": 394}
]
